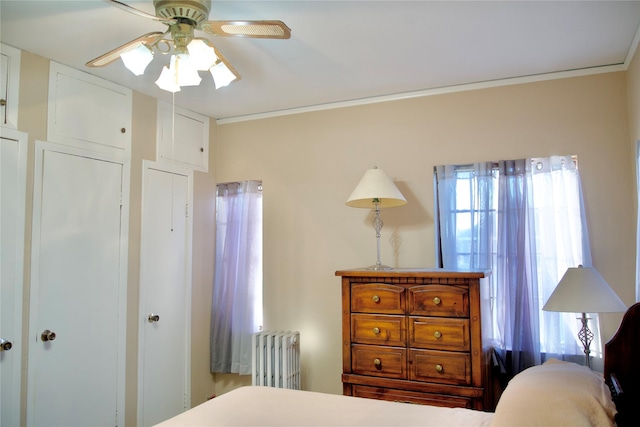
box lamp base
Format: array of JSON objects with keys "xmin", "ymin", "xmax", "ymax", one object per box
[{"xmin": 366, "ymin": 263, "xmax": 394, "ymax": 271}]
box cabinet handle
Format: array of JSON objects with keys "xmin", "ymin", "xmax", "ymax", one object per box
[
  {"xmin": 373, "ymin": 358, "xmax": 381, "ymax": 367},
  {"xmin": 433, "ymin": 331, "xmax": 442, "ymax": 339},
  {"xmin": 372, "ymin": 295, "xmax": 380, "ymax": 303},
  {"xmin": 120, "ymin": 127, "xmax": 126, "ymax": 134},
  {"xmin": 0, "ymin": 99, "xmax": 6, "ymax": 106},
  {"xmin": 373, "ymin": 327, "xmax": 380, "ymax": 335},
  {"xmin": 435, "ymin": 364, "xmax": 443, "ymax": 373},
  {"xmin": 433, "ymin": 296, "xmax": 441, "ymax": 305}
]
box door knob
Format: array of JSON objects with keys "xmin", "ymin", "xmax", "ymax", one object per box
[
  {"xmin": 0, "ymin": 338, "xmax": 12, "ymax": 351},
  {"xmin": 41, "ymin": 329, "xmax": 56, "ymax": 342},
  {"xmin": 148, "ymin": 313, "xmax": 160, "ymax": 323}
]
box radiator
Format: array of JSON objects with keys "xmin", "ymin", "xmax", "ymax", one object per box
[{"xmin": 251, "ymin": 330, "xmax": 300, "ymax": 389}]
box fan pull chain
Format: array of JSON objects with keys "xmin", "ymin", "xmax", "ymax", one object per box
[{"xmin": 170, "ymin": 91, "xmax": 176, "ymax": 232}]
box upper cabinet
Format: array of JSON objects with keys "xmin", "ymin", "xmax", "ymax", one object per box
[
  {"xmin": 47, "ymin": 62, "xmax": 132, "ymax": 156},
  {"xmin": 1, "ymin": 44, "xmax": 21, "ymax": 129},
  {"xmin": 157, "ymin": 101, "xmax": 209, "ymax": 172}
]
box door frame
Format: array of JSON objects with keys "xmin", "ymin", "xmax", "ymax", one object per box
[
  {"xmin": 0, "ymin": 127, "xmax": 28, "ymax": 427},
  {"xmin": 137, "ymin": 160, "xmax": 193, "ymax": 426},
  {"xmin": 27, "ymin": 140, "xmax": 129, "ymax": 427}
]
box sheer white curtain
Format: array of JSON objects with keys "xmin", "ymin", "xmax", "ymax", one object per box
[
  {"xmin": 435, "ymin": 155, "xmax": 592, "ymax": 374},
  {"xmin": 531, "ymin": 156, "xmax": 597, "ymax": 359},
  {"xmin": 210, "ymin": 181, "xmax": 263, "ymax": 374}
]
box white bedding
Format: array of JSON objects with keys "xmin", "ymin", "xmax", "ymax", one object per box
[
  {"xmin": 154, "ymin": 386, "xmax": 494, "ymax": 427},
  {"xmin": 154, "ymin": 359, "xmax": 616, "ymax": 427}
]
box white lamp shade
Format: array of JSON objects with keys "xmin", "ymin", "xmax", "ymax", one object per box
[
  {"xmin": 346, "ymin": 167, "xmax": 407, "ymax": 208},
  {"xmin": 120, "ymin": 43, "xmax": 154, "ymax": 76},
  {"xmin": 543, "ymin": 266, "xmax": 627, "ymax": 313},
  {"xmin": 209, "ymin": 62, "xmax": 237, "ymax": 89}
]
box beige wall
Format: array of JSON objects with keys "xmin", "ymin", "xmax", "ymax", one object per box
[{"xmin": 215, "ymin": 70, "xmax": 636, "ymax": 394}]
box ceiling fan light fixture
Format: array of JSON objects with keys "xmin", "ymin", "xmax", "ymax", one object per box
[
  {"xmin": 209, "ymin": 61, "xmax": 237, "ymax": 89},
  {"xmin": 120, "ymin": 43, "xmax": 154, "ymax": 76},
  {"xmin": 187, "ymin": 38, "xmax": 218, "ymax": 71}
]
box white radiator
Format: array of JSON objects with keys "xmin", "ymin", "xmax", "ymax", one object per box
[{"xmin": 251, "ymin": 330, "xmax": 300, "ymax": 389}]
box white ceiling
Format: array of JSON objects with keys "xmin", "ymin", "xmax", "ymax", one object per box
[{"xmin": 2, "ymin": 1, "xmax": 640, "ymax": 123}]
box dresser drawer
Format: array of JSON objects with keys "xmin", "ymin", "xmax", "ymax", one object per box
[
  {"xmin": 351, "ymin": 283, "xmax": 405, "ymax": 314},
  {"xmin": 352, "ymin": 385, "xmax": 473, "ymax": 408},
  {"xmin": 409, "ymin": 317, "xmax": 470, "ymax": 351},
  {"xmin": 352, "ymin": 345, "xmax": 406, "ymax": 379},
  {"xmin": 352, "ymin": 314, "xmax": 406, "ymax": 347},
  {"xmin": 409, "ymin": 349, "xmax": 471, "ymax": 385},
  {"xmin": 408, "ymin": 285, "xmax": 469, "ymax": 317}
]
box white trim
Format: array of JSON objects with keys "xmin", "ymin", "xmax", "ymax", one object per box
[
  {"xmin": 625, "ymin": 21, "xmax": 640, "ymax": 68},
  {"xmin": 0, "ymin": 127, "xmax": 27, "ymax": 427},
  {"xmin": 217, "ymin": 63, "xmax": 628, "ymax": 125}
]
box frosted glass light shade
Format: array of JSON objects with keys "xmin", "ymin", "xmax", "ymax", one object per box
[
  {"xmin": 346, "ymin": 167, "xmax": 407, "ymax": 208},
  {"xmin": 175, "ymin": 54, "xmax": 202, "ymax": 87},
  {"xmin": 120, "ymin": 44, "xmax": 154, "ymax": 76},
  {"xmin": 155, "ymin": 62, "xmax": 181, "ymax": 93},
  {"xmin": 543, "ymin": 266, "xmax": 627, "ymax": 313},
  {"xmin": 209, "ymin": 62, "xmax": 237, "ymax": 89},
  {"xmin": 187, "ymin": 39, "xmax": 219, "ymax": 71}
]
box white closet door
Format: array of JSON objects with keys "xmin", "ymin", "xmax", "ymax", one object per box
[
  {"xmin": 0, "ymin": 128, "xmax": 27, "ymax": 427},
  {"xmin": 138, "ymin": 161, "xmax": 192, "ymax": 427},
  {"xmin": 27, "ymin": 142, "xmax": 128, "ymax": 427}
]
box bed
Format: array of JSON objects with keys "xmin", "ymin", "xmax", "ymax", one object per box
[{"xmin": 155, "ymin": 303, "xmax": 640, "ymax": 427}]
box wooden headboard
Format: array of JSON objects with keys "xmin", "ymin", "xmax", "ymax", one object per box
[{"xmin": 604, "ymin": 302, "xmax": 640, "ymax": 427}]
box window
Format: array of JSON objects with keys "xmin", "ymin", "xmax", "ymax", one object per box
[
  {"xmin": 210, "ymin": 181, "xmax": 263, "ymax": 375},
  {"xmin": 435, "ymin": 156, "xmax": 593, "ymax": 373}
]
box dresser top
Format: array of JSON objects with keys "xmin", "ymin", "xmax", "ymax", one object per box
[{"xmin": 335, "ymin": 268, "xmax": 490, "ymax": 278}]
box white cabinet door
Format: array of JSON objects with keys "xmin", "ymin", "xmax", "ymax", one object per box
[
  {"xmin": 47, "ymin": 62, "xmax": 132, "ymax": 155},
  {"xmin": 27, "ymin": 142, "xmax": 128, "ymax": 427},
  {"xmin": 157, "ymin": 101, "xmax": 209, "ymax": 172},
  {"xmin": 0, "ymin": 128, "xmax": 27, "ymax": 427},
  {"xmin": 138, "ymin": 161, "xmax": 192, "ymax": 427},
  {"xmin": 0, "ymin": 44, "xmax": 21, "ymax": 129}
]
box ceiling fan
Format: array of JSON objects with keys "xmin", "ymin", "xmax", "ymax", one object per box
[{"xmin": 86, "ymin": 0, "xmax": 291, "ymax": 91}]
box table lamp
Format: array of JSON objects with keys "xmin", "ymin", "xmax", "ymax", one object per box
[
  {"xmin": 542, "ymin": 265, "xmax": 627, "ymax": 368},
  {"xmin": 346, "ymin": 166, "xmax": 407, "ymax": 270}
]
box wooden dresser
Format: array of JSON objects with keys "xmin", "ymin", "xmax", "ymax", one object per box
[{"xmin": 336, "ymin": 268, "xmax": 493, "ymax": 410}]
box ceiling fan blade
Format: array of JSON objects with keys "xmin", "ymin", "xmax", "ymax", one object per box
[
  {"xmin": 199, "ymin": 20, "xmax": 291, "ymax": 39},
  {"xmin": 104, "ymin": 0, "xmax": 177, "ymax": 25},
  {"xmin": 86, "ymin": 32, "xmax": 164, "ymax": 67}
]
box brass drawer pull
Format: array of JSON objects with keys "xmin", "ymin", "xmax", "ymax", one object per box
[
  {"xmin": 372, "ymin": 295, "xmax": 380, "ymax": 303},
  {"xmin": 435, "ymin": 364, "xmax": 443, "ymax": 373},
  {"xmin": 433, "ymin": 331, "xmax": 442, "ymax": 339},
  {"xmin": 433, "ymin": 296, "xmax": 441, "ymax": 305},
  {"xmin": 373, "ymin": 327, "xmax": 381, "ymax": 335},
  {"xmin": 374, "ymin": 358, "xmax": 381, "ymax": 367}
]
